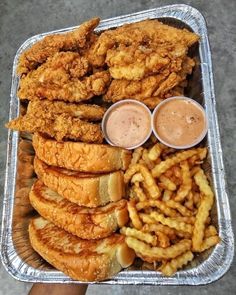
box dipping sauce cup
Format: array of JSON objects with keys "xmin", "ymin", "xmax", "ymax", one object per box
[
  {"xmin": 102, "ymin": 100, "xmax": 152, "ymax": 149},
  {"xmin": 152, "ymin": 96, "xmax": 208, "ymax": 149}
]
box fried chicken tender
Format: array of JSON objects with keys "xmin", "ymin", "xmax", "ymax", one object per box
[
  {"xmin": 6, "ymin": 114, "xmax": 103, "ymax": 143},
  {"xmin": 106, "ymin": 43, "xmax": 187, "ymax": 80},
  {"xmin": 6, "ymin": 99, "xmax": 105, "ymax": 142},
  {"xmin": 18, "ymin": 52, "xmax": 111, "ymax": 102},
  {"xmin": 88, "ymin": 19, "xmax": 199, "ymax": 68},
  {"xmin": 27, "ymin": 99, "xmax": 106, "ymax": 121},
  {"xmin": 17, "ymin": 18, "xmax": 100, "ymax": 75},
  {"xmin": 104, "ymin": 57, "xmax": 195, "ymax": 109}
]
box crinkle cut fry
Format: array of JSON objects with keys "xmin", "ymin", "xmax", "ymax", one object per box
[
  {"xmin": 121, "ymin": 227, "xmax": 157, "ymax": 246},
  {"xmin": 175, "ymin": 160, "xmax": 192, "ymax": 202},
  {"xmin": 165, "ymin": 200, "xmax": 192, "ymax": 217},
  {"xmin": 17, "ymin": 17, "xmax": 100, "ymax": 75},
  {"xmin": 192, "ymin": 169, "xmax": 214, "ymax": 251},
  {"xmin": 151, "ymin": 148, "xmax": 207, "ymax": 178},
  {"xmin": 199, "ymin": 236, "xmax": 220, "ymax": 252},
  {"xmin": 127, "ymin": 200, "xmax": 142, "ymax": 230},
  {"xmin": 124, "ymin": 164, "xmax": 160, "ymax": 198},
  {"xmin": 140, "ymin": 215, "xmax": 176, "ymax": 238},
  {"xmin": 136, "ymin": 200, "xmax": 178, "ymax": 218},
  {"xmin": 125, "ymin": 237, "xmax": 191, "ymax": 260},
  {"xmin": 161, "ymin": 251, "xmax": 194, "ymax": 276},
  {"xmin": 150, "ymin": 212, "xmax": 193, "ymax": 234}
]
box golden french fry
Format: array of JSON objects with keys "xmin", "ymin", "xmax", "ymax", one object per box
[
  {"xmin": 127, "ymin": 200, "xmax": 143, "ymax": 230},
  {"xmin": 172, "ymin": 166, "xmax": 182, "ymax": 179},
  {"xmin": 142, "ymin": 223, "xmax": 171, "ymax": 248},
  {"xmin": 150, "ymin": 212, "xmax": 193, "ymax": 234},
  {"xmin": 141, "ymin": 218, "xmax": 176, "ymax": 238},
  {"xmin": 159, "ymin": 175, "xmax": 177, "ymax": 191},
  {"xmin": 174, "ymin": 161, "xmax": 192, "ymax": 202},
  {"xmin": 125, "ymin": 237, "xmax": 191, "ymax": 260},
  {"xmin": 204, "ymin": 225, "xmax": 218, "ymax": 238},
  {"xmin": 136, "ymin": 200, "xmax": 178, "ymax": 218},
  {"xmin": 125, "ymin": 164, "xmax": 160, "ymax": 198},
  {"xmin": 174, "ymin": 216, "xmax": 195, "ymax": 225},
  {"xmin": 198, "ymin": 236, "xmax": 220, "ymax": 252},
  {"xmin": 165, "ymin": 200, "xmax": 192, "ymax": 217},
  {"xmin": 142, "ymin": 149, "xmax": 155, "ymax": 169},
  {"xmin": 131, "ymin": 173, "xmax": 144, "ymax": 183},
  {"xmin": 156, "ymin": 231, "xmax": 170, "ymax": 248},
  {"xmin": 121, "ymin": 227, "xmax": 157, "ymax": 246},
  {"xmin": 132, "ymin": 183, "xmax": 147, "ymax": 202},
  {"xmin": 152, "ymin": 148, "xmax": 206, "ymax": 178},
  {"xmin": 131, "ymin": 147, "xmax": 144, "ymax": 165},
  {"xmin": 162, "ymin": 189, "xmax": 173, "ymax": 201},
  {"xmin": 184, "ymin": 191, "xmax": 194, "ymax": 210},
  {"xmin": 193, "ymin": 192, "xmax": 201, "ymax": 207},
  {"xmin": 192, "ymin": 169, "xmax": 214, "ymax": 251},
  {"xmin": 190, "ymin": 166, "xmax": 201, "ymax": 177},
  {"xmin": 161, "ymin": 251, "xmax": 194, "ymax": 276},
  {"xmin": 148, "ymin": 143, "xmax": 164, "ymax": 161}
]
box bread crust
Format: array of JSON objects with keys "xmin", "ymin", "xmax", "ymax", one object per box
[
  {"xmin": 34, "ymin": 157, "xmax": 125, "ymax": 207},
  {"xmin": 32, "ymin": 133, "xmax": 131, "ymax": 173},
  {"xmin": 29, "ymin": 217, "xmax": 135, "ymax": 281},
  {"xmin": 30, "ymin": 180, "xmax": 129, "ymax": 239}
]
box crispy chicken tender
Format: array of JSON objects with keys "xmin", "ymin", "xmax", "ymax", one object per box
[
  {"xmin": 6, "ymin": 113, "xmax": 103, "ymax": 143},
  {"xmin": 18, "ymin": 67, "xmax": 111, "ymax": 103},
  {"xmin": 104, "ymin": 57, "xmax": 195, "ymax": 109},
  {"xmin": 88, "ymin": 19, "xmax": 199, "ymax": 68},
  {"xmin": 17, "ymin": 17, "xmax": 100, "ymax": 75},
  {"xmin": 6, "ymin": 99, "xmax": 105, "ymax": 142},
  {"xmin": 106, "ymin": 43, "xmax": 187, "ymax": 80},
  {"xmin": 27, "ymin": 99, "xmax": 106, "ymax": 121}
]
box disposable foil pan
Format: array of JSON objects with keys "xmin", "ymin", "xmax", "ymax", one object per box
[{"xmin": 0, "ymin": 4, "xmax": 234, "ymax": 285}]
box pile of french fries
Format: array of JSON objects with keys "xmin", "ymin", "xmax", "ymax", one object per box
[{"xmin": 122, "ymin": 141, "xmax": 220, "ymax": 276}]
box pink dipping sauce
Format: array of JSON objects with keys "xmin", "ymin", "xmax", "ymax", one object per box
[{"xmin": 104, "ymin": 101, "xmax": 152, "ymax": 149}]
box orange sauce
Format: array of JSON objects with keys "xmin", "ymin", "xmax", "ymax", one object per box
[
  {"xmin": 154, "ymin": 98, "xmax": 206, "ymax": 147},
  {"xmin": 105, "ymin": 102, "xmax": 151, "ymax": 148}
]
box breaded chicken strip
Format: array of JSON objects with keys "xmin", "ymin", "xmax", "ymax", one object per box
[
  {"xmin": 106, "ymin": 43, "xmax": 187, "ymax": 80},
  {"xmin": 6, "ymin": 113, "xmax": 103, "ymax": 143},
  {"xmin": 104, "ymin": 57, "xmax": 195, "ymax": 109},
  {"xmin": 17, "ymin": 17, "xmax": 100, "ymax": 75},
  {"xmin": 27, "ymin": 99, "xmax": 106, "ymax": 121},
  {"xmin": 18, "ymin": 52, "xmax": 111, "ymax": 102},
  {"xmin": 88, "ymin": 19, "xmax": 199, "ymax": 67}
]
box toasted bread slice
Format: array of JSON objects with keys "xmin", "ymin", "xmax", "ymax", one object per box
[
  {"xmin": 32, "ymin": 133, "xmax": 131, "ymax": 173},
  {"xmin": 30, "ymin": 180, "xmax": 129, "ymax": 239},
  {"xmin": 34, "ymin": 157, "xmax": 125, "ymax": 207},
  {"xmin": 29, "ymin": 217, "xmax": 135, "ymax": 281}
]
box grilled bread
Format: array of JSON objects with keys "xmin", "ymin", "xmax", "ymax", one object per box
[
  {"xmin": 32, "ymin": 133, "xmax": 131, "ymax": 173},
  {"xmin": 30, "ymin": 180, "xmax": 129, "ymax": 239},
  {"xmin": 34, "ymin": 157, "xmax": 125, "ymax": 207},
  {"xmin": 29, "ymin": 217, "xmax": 135, "ymax": 281}
]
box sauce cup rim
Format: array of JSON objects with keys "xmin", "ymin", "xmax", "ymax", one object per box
[
  {"xmin": 102, "ymin": 99, "xmax": 152, "ymax": 150},
  {"xmin": 151, "ymin": 96, "xmax": 208, "ymax": 149}
]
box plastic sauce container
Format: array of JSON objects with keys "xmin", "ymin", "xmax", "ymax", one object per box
[
  {"xmin": 102, "ymin": 100, "xmax": 152, "ymax": 149},
  {"xmin": 152, "ymin": 96, "xmax": 208, "ymax": 149}
]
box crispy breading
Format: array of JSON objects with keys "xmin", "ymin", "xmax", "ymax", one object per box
[
  {"xmin": 88, "ymin": 19, "xmax": 199, "ymax": 67},
  {"xmin": 17, "ymin": 18, "xmax": 100, "ymax": 75},
  {"xmin": 104, "ymin": 57, "xmax": 194, "ymax": 109},
  {"xmin": 27, "ymin": 99, "xmax": 106, "ymax": 121},
  {"xmin": 6, "ymin": 113, "xmax": 103, "ymax": 143},
  {"xmin": 18, "ymin": 51, "xmax": 111, "ymax": 102},
  {"xmin": 106, "ymin": 43, "xmax": 187, "ymax": 80}
]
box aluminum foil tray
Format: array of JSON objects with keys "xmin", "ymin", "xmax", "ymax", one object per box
[{"xmin": 1, "ymin": 4, "xmax": 234, "ymax": 285}]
